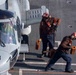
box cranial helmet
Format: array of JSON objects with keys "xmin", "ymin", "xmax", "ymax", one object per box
[
  {"xmin": 71, "ymin": 32, "xmax": 76, "ymax": 39},
  {"xmin": 42, "ymin": 13, "xmax": 49, "ymax": 17}
]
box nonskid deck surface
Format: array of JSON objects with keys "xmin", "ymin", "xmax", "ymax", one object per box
[
  {"xmin": 9, "ymin": 52, "xmax": 76, "ymax": 75},
  {"xmin": 9, "ymin": 0, "xmax": 76, "ymax": 75}
]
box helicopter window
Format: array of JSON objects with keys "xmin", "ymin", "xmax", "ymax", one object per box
[{"xmin": 0, "ymin": 22, "xmax": 16, "ymax": 44}]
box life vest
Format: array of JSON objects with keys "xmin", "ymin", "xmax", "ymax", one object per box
[{"xmin": 46, "ymin": 17, "xmax": 61, "ymax": 27}]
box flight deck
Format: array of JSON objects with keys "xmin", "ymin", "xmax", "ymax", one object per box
[{"xmin": 9, "ymin": 0, "xmax": 76, "ymax": 75}]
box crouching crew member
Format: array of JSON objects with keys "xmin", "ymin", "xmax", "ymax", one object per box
[{"xmin": 45, "ymin": 32, "xmax": 76, "ymax": 73}]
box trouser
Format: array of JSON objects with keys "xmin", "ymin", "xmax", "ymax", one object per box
[
  {"xmin": 45, "ymin": 51, "xmax": 72, "ymax": 71},
  {"xmin": 42, "ymin": 33, "xmax": 55, "ymax": 55},
  {"xmin": 47, "ymin": 33, "xmax": 55, "ymax": 57},
  {"xmin": 41, "ymin": 35, "xmax": 47, "ymax": 55},
  {"xmin": 47, "ymin": 33, "xmax": 55, "ymax": 50}
]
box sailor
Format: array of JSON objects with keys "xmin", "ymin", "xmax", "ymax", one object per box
[
  {"xmin": 39, "ymin": 13, "xmax": 61, "ymax": 58},
  {"xmin": 45, "ymin": 32, "xmax": 76, "ymax": 73}
]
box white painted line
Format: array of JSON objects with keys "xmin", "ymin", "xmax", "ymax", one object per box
[
  {"xmin": 19, "ymin": 69, "xmax": 22, "ymax": 75},
  {"xmin": 18, "ymin": 61, "xmax": 76, "ymax": 74},
  {"xmin": 19, "ymin": 68, "xmax": 40, "ymax": 75},
  {"xmin": 55, "ymin": 63, "xmax": 66, "ymax": 65},
  {"xmin": 21, "ymin": 68, "xmax": 39, "ymax": 71},
  {"xmin": 17, "ymin": 61, "xmax": 76, "ymax": 66},
  {"xmin": 74, "ymin": 71, "xmax": 76, "ymax": 72},
  {"xmin": 19, "ymin": 68, "xmax": 76, "ymax": 73},
  {"xmin": 24, "ymin": 61, "xmax": 47, "ymax": 64}
]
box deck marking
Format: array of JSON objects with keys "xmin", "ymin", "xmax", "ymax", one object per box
[
  {"xmin": 17, "ymin": 61, "xmax": 76, "ymax": 66},
  {"xmin": 19, "ymin": 68, "xmax": 76, "ymax": 73},
  {"xmin": 18, "ymin": 61, "xmax": 76, "ymax": 74},
  {"xmin": 19, "ymin": 69, "xmax": 22, "ymax": 75}
]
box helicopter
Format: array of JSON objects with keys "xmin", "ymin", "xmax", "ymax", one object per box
[{"xmin": 0, "ymin": 0, "xmax": 49, "ymax": 75}]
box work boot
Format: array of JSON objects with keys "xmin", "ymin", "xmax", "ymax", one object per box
[
  {"xmin": 45, "ymin": 69, "xmax": 48, "ymax": 71},
  {"xmin": 65, "ymin": 69, "xmax": 74, "ymax": 73},
  {"xmin": 40, "ymin": 54, "xmax": 46, "ymax": 58},
  {"xmin": 45, "ymin": 67, "xmax": 54, "ymax": 72}
]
